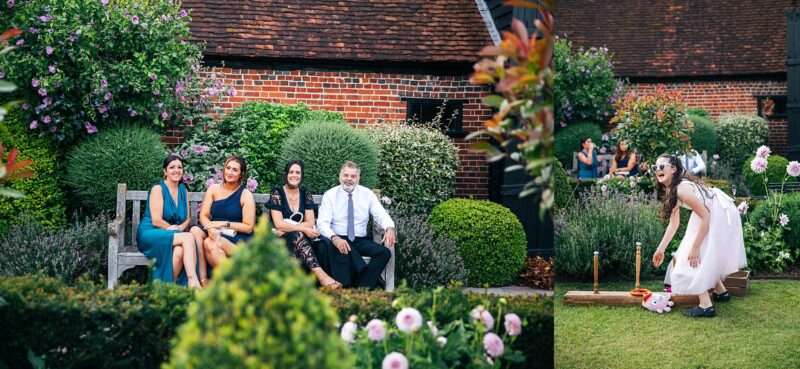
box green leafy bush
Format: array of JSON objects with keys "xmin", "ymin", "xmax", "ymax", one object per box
[
  {"xmin": 686, "ymin": 107, "xmax": 710, "ymax": 118},
  {"xmin": 366, "ymin": 124, "xmax": 458, "ymax": 214},
  {"xmin": 0, "ymin": 111, "xmax": 66, "ymax": 234},
  {"xmin": 611, "ymin": 89, "xmax": 692, "ymax": 164},
  {"xmin": 688, "ymin": 113, "xmax": 718, "ymax": 155},
  {"xmin": 279, "ymin": 121, "xmax": 379, "ymax": 194},
  {"xmin": 744, "ymin": 155, "xmax": 797, "ymax": 196},
  {"xmin": 554, "ymin": 121, "xmax": 602, "ymax": 168},
  {"xmin": 429, "ymin": 199, "xmax": 527, "ymax": 286},
  {"xmin": 65, "ymin": 125, "xmax": 165, "ymax": 214},
  {"xmin": 554, "ymin": 38, "xmax": 620, "ymax": 126},
  {"xmin": 749, "ymin": 192, "xmax": 800, "ymax": 251},
  {"xmin": 329, "ymin": 287, "xmax": 553, "ymax": 369},
  {"xmin": 743, "ymin": 223, "xmax": 795, "ymax": 273},
  {"xmin": 165, "ymin": 220, "xmax": 353, "ymax": 369},
  {"xmin": 0, "ymin": 275, "xmax": 193, "ymax": 369},
  {"xmin": 0, "ymin": 214, "xmax": 109, "ymax": 282},
  {"xmin": 555, "ymin": 188, "xmax": 664, "ymax": 279},
  {"xmin": 704, "ymin": 178, "xmax": 732, "ymax": 196},
  {"xmin": 394, "ymin": 214, "xmax": 466, "ymax": 288},
  {"xmin": 717, "ymin": 114, "xmax": 769, "ymax": 172},
  {"xmin": 0, "ymin": 0, "xmax": 230, "ymax": 143},
  {"xmin": 553, "ymin": 160, "xmax": 574, "ymax": 209}
]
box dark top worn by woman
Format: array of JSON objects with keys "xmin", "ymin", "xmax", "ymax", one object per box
[
  {"xmin": 210, "ymin": 185, "xmax": 252, "ymax": 244},
  {"xmin": 267, "ymin": 186, "xmax": 321, "ymax": 269},
  {"xmin": 616, "ymin": 154, "xmax": 639, "ymax": 176}
]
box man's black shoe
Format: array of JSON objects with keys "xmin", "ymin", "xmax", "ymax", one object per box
[
  {"xmin": 683, "ymin": 305, "xmax": 716, "ymax": 318},
  {"xmin": 712, "ymin": 290, "xmax": 731, "ymax": 303}
]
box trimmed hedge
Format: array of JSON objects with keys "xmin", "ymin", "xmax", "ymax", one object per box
[
  {"xmin": 717, "ymin": 114, "xmax": 769, "ymax": 172},
  {"xmin": 688, "ymin": 113, "xmax": 718, "ymax": 156},
  {"xmin": 743, "ymin": 155, "xmax": 797, "ymax": 196},
  {"xmin": 429, "ymin": 199, "xmax": 527, "ymax": 286},
  {"xmin": 279, "ymin": 121, "xmax": 379, "ymax": 194},
  {"xmin": 553, "ymin": 160, "xmax": 574, "ymax": 209},
  {"xmin": 394, "ymin": 213, "xmax": 466, "ymax": 288},
  {"xmin": 0, "ymin": 111, "xmax": 66, "ymax": 234},
  {"xmin": 0, "ymin": 275, "xmax": 193, "ymax": 369},
  {"xmin": 554, "ymin": 121, "xmax": 602, "ymax": 168},
  {"xmin": 328, "ymin": 287, "xmax": 554, "ymax": 369}
]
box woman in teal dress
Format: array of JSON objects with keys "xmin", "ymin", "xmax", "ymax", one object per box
[
  {"xmin": 577, "ymin": 137, "xmax": 598, "ymax": 180},
  {"xmin": 137, "ymin": 155, "xmax": 205, "ymax": 288}
]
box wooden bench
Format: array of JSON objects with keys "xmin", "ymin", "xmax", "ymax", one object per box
[
  {"xmin": 107, "ymin": 183, "xmax": 395, "ymax": 291},
  {"xmin": 767, "ymin": 181, "xmax": 800, "ymax": 193},
  {"xmin": 570, "ymin": 151, "xmax": 708, "ymax": 178}
]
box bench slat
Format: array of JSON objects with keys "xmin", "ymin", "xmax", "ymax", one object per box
[{"xmin": 131, "ymin": 200, "xmax": 140, "ymax": 248}]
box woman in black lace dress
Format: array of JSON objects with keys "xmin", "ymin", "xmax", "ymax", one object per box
[{"xmin": 268, "ymin": 160, "xmax": 347, "ymax": 288}]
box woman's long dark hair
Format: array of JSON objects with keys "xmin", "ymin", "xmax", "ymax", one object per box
[
  {"xmin": 614, "ymin": 141, "xmax": 631, "ymax": 163},
  {"xmin": 162, "ymin": 154, "xmax": 183, "ymax": 182},
  {"xmin": 655, "ymin": 154, "xmax": 707, "ymax": 220}
]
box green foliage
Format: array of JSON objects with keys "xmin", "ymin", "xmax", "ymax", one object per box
[
  {"xmin": 165, "ymin": 220, "xmax": 353, "ymax": 369},
  {"xmin": 743, "ymin": 223, "xmax": 795, "ymax": 273},
  {"xmin": 554, "ymin": 121, "xmax": 602, "ymax": 167},
  {"xmin": 0, "ymin": 214, "xmax": 109, "ymax": 282},
  {"xmin": 687, "ymin": 113, "xmax": 718, "ymax": 155},
  {"xmin": 394, "ymin": 214, "xmax": 466, "ymax": 288},
  {"xmin": 0, "ymin": 275, "xmax": 193, "ymax": 369},
  {"xmin": 555, "ymin": 188, "xmax": 664, "ymax": 279},
  {"xmin": 0, "ymin": 111, "xmax": 65, "ymax": 234},
  {"xmin": 749, "ymin": 193, "xmax": 800, "ymax": 252},
  {"xmin": 65, "ymin": 125, "xmax": 165, "ymax": 213},
  {"xmin": 279, "ymin": 121, "xmax": 379, "ymax": 194},
  {"xmin": 686, "ymin": 107, "xmax": 710, "ymax": 118},
  {"xmin": 429, "ymin": 199, "xmax": 527, "ymax": 286},
  {"xmin": 554, "ymin": 38, "xmax": 620, "ymax": 126},
  {"xmin": 329, "ymin": 287, "xmax": 554, "ymax": 369},
  {"xmin": 716, "ymin": 114, "xmax": 769, "ymax": 172},
  {"xmin": 704, "ymin": 178, "xmax": 732, "ymax": 196},
  {"xmin": 744, "ymin": 155, "xmax": 796, "ymax": 196},
  {"xmin": 553, "ymin": 160, "xmax": 574, "ymax": 209},
  {"xmin": 0, "ymin": 0, "xmax": 228, "ymax": 144},
  {"xmin": 366, "ymin": 124, "xmax": 458, "ymax": 214},
  {"xmin": 611, "ymin": 89, "xmax": 692, "ymax": 163}
]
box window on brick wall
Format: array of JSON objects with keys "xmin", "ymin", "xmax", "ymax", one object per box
[
  {"xmin": 402, "ymin": 98, "xmax": 466, "ymax": 137},
  {"xmin": 756, "ymin": 95, "xmax": 787, "ymax": 119}
]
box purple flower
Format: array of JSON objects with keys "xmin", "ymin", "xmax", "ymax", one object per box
[
  {"xmin": 737, "ymin": 201, "xmax": 749, "ymax": 216},
  {"xmin": 483, "ymin": 333, "xmax": 505, "ymax": 358},
  {"xmin": 148, "ymin": 73, "xmax": 156, "ymax": 81},
  {"xmin": 179, "ymin": 149, "xmax": 188, "ymax": 158},
  {"xmin": 49, "ymin": 126, "xmax": 57, "ymax": 133},
  {"xmin": 37, "ymin": 88, "xmax": 47, "ymax": 96},
  {"xmin": 780, "ymin": 213, "xmax": 790, "ymax": 227},
  {"xmin": 0, "ymin": 71, "xmax": 4, "ymax": 79},
  {"xmin": 131, "ymin": 15, "xmax": 140, "ymax": 25},
  {"xmin": 179, "ymin": 9, "xmax": 188, "ymax": 17},
  {"xmin": 31, "ymin": 79, "xmax": 40, "ymax": 88},
  {"xmin": 504, "ymin": 313, "xmax": 522, "ymax": 336},
  {"xmin": 161, "ymin": 111, "xmax": 169, "ymax": 120},
  {"xmin": 129, "ymin": 108, "xmax": 138, "ymax": 117},
  {"xmin": 395, "ymin": 307, "xmax": 422, "ymax": 333},
  {"xmin": 366, "ymin": 319, "xmax": 386, "ymax": 341},
  {"xmin": 381, "ymin": 352, "xmax": 408, "ymax": 369},
  {"xmin": 104, "ymin": 92, "xmax": 112, "ymax": 101},
  {"xmin": 48, "ymin": 65, "xmax": 57, "ymax": 73},
  {"xmin": 98, "ymin": 105, "xmax": 108, "ymax": 114},
  {"xmin": 750, "ymin": 157, "xmax": 768, "ymax": 174},
  {"xmin": 101, "ymin": 79, "xmax": 108, "ymax": 88},
  {"xmin": 68, "ymin": 33, "xmax": 77, "ymax": 42},
  {"xmin": 84, "ymin": 122, "xmax": 98, "ymax": 134},
  {"xmin": 29, "ymin": 120, "xmax": 38, "ymax": 129},
  {"xmin": 101, "ymin": 0, "xmax": 109, "ymax": 5},
  {"xmin": 45, "ymin": 46, "xmax": 54, "ymax": 55},
  {"xmin": 43, "ymin": 97, "xmax": 52, "ymax": 106},
  {"xmin": 340, "ymin": 321, "xmax": 357, "ymax": 343},
  {"xmin": 205, "ymin": 177, "xmax": 217, "ymax": 189},
  {"xmin": 787, "ymin": 161, "xmax": 800, "ymax": 177},
  {"xmin": 28, "ymin": 27, "xmax": 38, "ymax": 34},
  {"xmin": 182, "ymin": 173, "xmax": 194, "ymax": 184},
  {"xmin": 42, "ymin": 115, "xmax": 51, "ymax": 124},
  {"xmin": 21, "ymin": 103, "xmax": 30, "ymax": 110},
  {"xmin": 226, "ymin": 86, "xmax": 237, "ymax": 97},
  {"xmin": 246, "ymin": 178, "xmax": 258, "ymax": 192},
  {"xmin": 15, "ymin": 39, "xmax": 24, "ymax": 46},
  {"xmin": 205, "ymin": 86, "xmax": 219, "ymax": 97},
  {"xmin": 7, "ymin": 0, "xmax": 14, "ymax": 9},
  {"xmin": 190, "ymin": 144, "xmax": 209, "ymax": 155},
  {"xmin": 756, "ymin": 145, "xmax": 771, "ymax": 159},
  {"xmin": 38, "ymin": 15, "xmax": 51, "ymax": 22}
]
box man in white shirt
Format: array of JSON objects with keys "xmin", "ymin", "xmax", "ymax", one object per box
[
  {"xmin": 679, "ymin": 149, "xmax": 706, "ymax": 176},
  {"xmin": 317, "ymin": 161, "xmax": 397, "ymax": 288}
]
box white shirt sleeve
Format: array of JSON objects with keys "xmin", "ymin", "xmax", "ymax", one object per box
[
  {"xmin": 367, "ymin": 189, "xmax": 395, "ymax": 231},
  {"xmin": 692, "ymin": 153, "xmax": 706, "ymax": 175},
  {"xmin": 316, "ymin": 190, "xmax": 336, "ymax": 239}
]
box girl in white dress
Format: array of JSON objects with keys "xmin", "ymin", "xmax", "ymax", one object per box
[{"xmin": 651, "ymin": 154, "xmax": 747, "ymax": 317}]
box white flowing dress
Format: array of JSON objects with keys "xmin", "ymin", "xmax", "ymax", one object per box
[{"xmin": 668, "ymin": 181, "xmax": 747, "ymax": 295}]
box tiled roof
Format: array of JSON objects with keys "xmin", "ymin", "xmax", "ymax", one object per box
[
  {"xmin": 182, "ymin": 0, "xmax": 493, "ymax": 64},
  {"xmin": 555, "ymin": 0, "xmax": 793, "ymax": 77}
]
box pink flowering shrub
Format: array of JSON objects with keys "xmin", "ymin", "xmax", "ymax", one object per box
[{"xmin": 0, "ymin": 0, "xmax": 230, "ymax": 144}]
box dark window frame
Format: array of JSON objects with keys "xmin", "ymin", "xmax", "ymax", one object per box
[
  {"xmin": 402, "ymin": 97, "xmax": 467, "ymax": 138},
  {"xmin": 755, "ymin": 94, "xmax": 788, "ymax": 120}
]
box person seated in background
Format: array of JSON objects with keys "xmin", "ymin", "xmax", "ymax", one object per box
[
  {"xmin": 317, "ymin": 161, "xmax": 396, "ymax": 289},
  {"xmin": 609, "ymin": 140, "xmax": 639, "ymax": 177},
  {"xmin": 268, "ymin": 160, "xmax": 346, "ymax": 289},
  {"xmin": 577, "ymin": 137, "xmax": 598, "ymax": 180},
  {"xmin": 679, "ymin": 149, "xmax": 707, "ymax": 176},
  {"xmin": 196, "ymin": 155, "xmax": 255, "ymax": 272},
  {"xmin": 137, "ymin": 154, "xmax": 205, "ymax": 288}
]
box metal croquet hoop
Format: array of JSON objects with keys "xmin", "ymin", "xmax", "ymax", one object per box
[{"xmin": 629, "ymin": 242, "xmax": 651, "ymax": 297}]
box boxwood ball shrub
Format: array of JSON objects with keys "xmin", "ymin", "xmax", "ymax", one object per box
[
  {"xmin": 165, "ymin": 219, "xmax": 353, "ymax": 369},
  {"xmin": 717, "ymin": 114, "xmax": 769, "ymax": 171},
  {"xmin": 554, "ymin": 121, "xmax": 602, "ymax": 167},
  {"xmin": 65, "ymin": 125, "xmax": 165, "ymax": 214},
  {"xmin": 0, "ymin": 275, "xmax": 193, "ymax": 369},
  {"xmin": 394, "ymin": 213, "xmax": 466, "ymax": 288},
  {"xmin": 0, "ymin": 111, "xmax": 66, "ymax": 234},
  {"xmin": 554, "ymin": 38, "xmax": 620, "ymax": 126},
  {"xmin": 429, "ymin": 199, "xmax": 527, "ymax": 286},
  {"xmin": 743, "ymin": 155, "xmax": 797, "ymax": 196},
  {"xmin": 279, "ymin": 121, "xmax": 379, "ymax": 194},
  {"xmin": 687, "ymin": 113, "xmax": 718, "ymax": 156},
  {"xmin": 553, "ymin": 160, "xmax": 573, "ymax": 209},
  {"xmin": 366, "ymin": 124, "xmax": 458, "ymax": 214},
  {"xmin": 0, "ymin": 0, "xmax": 227, "ymax": 144}
]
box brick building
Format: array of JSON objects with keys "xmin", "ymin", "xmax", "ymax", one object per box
[
  {"xmin": 556, "ymin": 0, "xmax": 795, "ymax": 154},
  {"xmin": 176, "ymin": 0, "xmax": 507, "ymax": 199}
]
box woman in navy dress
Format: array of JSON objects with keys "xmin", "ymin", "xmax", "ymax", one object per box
[
  {"xmin": 610, "ymin": 140, "xmax": 639, "ymax": 177},
  {"xmin": 268, "ymin": 160, "xmax": 345, "ymax": 289},
  {"xmin": 198, "ymin": 156, "xmax": 256, "ymax": 271},
  {"xmin": 137, "ymin": 155, "xmax": 205, "ymax": 288}
]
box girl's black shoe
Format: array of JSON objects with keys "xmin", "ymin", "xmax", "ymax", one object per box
[
  {"xmin": 683, "ymin": 305, "xmax": 716, "ymax": 318},
  {"xmin": 712, "ymin": 290, "xmax": 731, "ymax": 302}
]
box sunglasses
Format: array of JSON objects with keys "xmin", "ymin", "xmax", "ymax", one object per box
[{"xmin": 654, "ymin": 163, "xmax": 673, "ymax": 171}]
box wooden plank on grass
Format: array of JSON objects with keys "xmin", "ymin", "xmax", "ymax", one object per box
[{"xmin": 564, "ymin": 291, "xmax": 700, "ymax": 306}]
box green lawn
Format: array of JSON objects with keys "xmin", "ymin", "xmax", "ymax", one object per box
[{"xmin": 555, "ymin": 280, "xmax": 800, "ymax": 369}]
